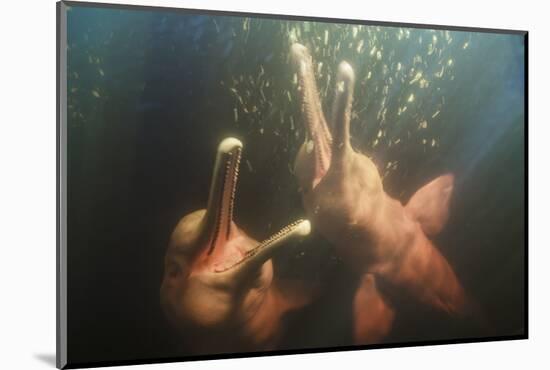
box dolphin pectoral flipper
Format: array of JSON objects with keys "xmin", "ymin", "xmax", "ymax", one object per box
[
  {"xmin": 405, "ymin": 174, "xmax": 455, "ymax": 236},
  {"xmin": 353, "ymin": 274, "xmax": 395, "ymax": 345}
]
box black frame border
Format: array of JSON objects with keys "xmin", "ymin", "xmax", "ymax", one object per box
[{"xmin": 56, "ymin": 1, "xmax": 529, "ymax": 369}]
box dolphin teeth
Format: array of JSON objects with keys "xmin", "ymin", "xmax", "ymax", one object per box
[
  {"xmin": 214, "ymin": 219, "xmax": 310, "ymax": 273},
  {"xmin": 208, "ymin": 143, "xmax": 242, "ymax": 253},
  {"xmin": 226, "ymin": 147, "xmax": 242, "ymax": 238},
  {"xmin": 247, "ymin": 219, "xmax": 310, "ymax": 253}
]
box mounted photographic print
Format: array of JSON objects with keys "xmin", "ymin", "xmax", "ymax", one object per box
[{"xmin": 57, "ymin": 1, "xmax": 527, "ymax": 368}]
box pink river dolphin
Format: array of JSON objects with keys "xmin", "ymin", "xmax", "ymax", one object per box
[
  {"xmin": 290, "ymin": 43, "xmax": 467, "ymax": 344},
  {"xmin": 160, "ymin": 138, "xmax": 312, "ymax": 353}
]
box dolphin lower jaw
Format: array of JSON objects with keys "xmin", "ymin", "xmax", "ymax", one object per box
[
  {"xmin": 330, "ymin": 61, "xmax": 355, "ymax": 156},
  {"xmin": 215, "ymin": 219, "xmax": 311, "ymax": 275}
]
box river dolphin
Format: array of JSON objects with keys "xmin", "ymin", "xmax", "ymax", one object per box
[
  {"xmin": 161, "ymin": 138, "xmax": 312, "ymax": 352},
  {"xmin": 290, "ymin": 43, "xmax": 467, "ymax": 344}
]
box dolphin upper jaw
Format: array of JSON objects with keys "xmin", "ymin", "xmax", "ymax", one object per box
[{"xmin": 291, "ymin": 43, "xmax": 333, "ymax": 189}]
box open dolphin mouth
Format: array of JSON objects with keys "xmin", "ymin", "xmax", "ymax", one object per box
[{"xmin": 203, "ymin": 137, "xmax": 311, "ymax": 274}]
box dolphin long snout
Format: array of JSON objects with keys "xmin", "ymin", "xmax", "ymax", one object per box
[
  {"xmin": 290, "ymin": 43, "xmax": 310, "ymax": 66},
  {"xmin": 336, "ymin": 61, "xmax": 355, "ymax": 87}
]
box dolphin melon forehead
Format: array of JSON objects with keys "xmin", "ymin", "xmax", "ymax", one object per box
[{"xmin": 218, "ymin": 137, "xmax": 243, "ymax": 154}]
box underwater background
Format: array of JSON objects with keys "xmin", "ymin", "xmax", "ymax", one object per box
[{"xmin": 65, "ymin": 3, "xmax": 525, "ymax": 365}]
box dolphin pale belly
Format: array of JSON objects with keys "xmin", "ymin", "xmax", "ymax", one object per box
[
  {"xmin": 290, "ymin": 43, "xmax": 468, "ymax": 343},
  {"xmin": 160, "ymin": 138, "xmax": 312, "ymax": 353}
]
